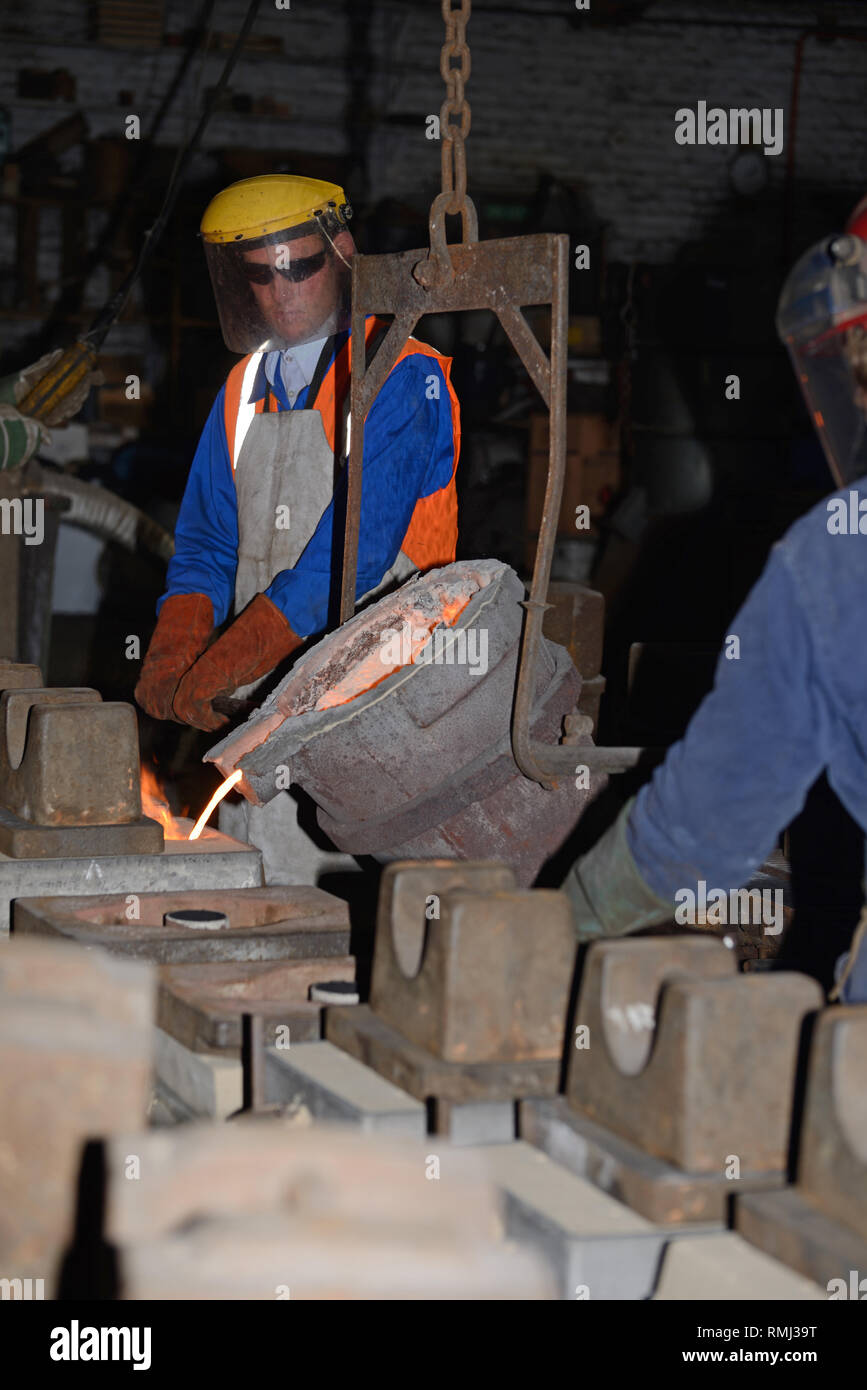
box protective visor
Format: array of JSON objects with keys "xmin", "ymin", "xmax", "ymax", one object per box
[
  {"xmin": 777, "ymin": 233, "xmax": 867, "ymax": 487},
  {"xmin": 203, "ymin": 221, "xmax": 352, "ymax": 354}
]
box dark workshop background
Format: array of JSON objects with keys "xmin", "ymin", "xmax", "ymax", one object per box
[{"xmin": 1, "ymin": 0, "xmax": 866, "ymax": 751}]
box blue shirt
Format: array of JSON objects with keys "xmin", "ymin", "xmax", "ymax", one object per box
[
  {"xmin": 161, "ymin": 326, "xmax": 456, "ymax": 639},
  {"xmin": 629, "ymin": 477, "xmax": 867, "ymax": 908}
]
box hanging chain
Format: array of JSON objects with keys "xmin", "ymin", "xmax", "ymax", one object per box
[
  {"xmin": 414, "ymin": 0, "xmax": 476, "ymax": 289},
  {"xmin": 438, "ymin": 0, "xmax": 471, "ymax": 218}
]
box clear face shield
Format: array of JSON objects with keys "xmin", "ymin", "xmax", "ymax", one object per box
[
  {"xmin": 777, "ymin": 233, "xmax": 867, "ymax": 488},
  {"xmin": 204, "ymin": 219, "xmax": 353, "ymax": 355}
]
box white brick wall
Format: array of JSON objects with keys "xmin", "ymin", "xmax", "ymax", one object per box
[{"xmin": 1, "ymin": 0, "xmax": 865, "ymax": 354}]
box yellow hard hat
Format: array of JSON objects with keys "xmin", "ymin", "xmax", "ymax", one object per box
[{"xmin": 200, "ymin": 174, "xmax": 351, "ymax": 245}]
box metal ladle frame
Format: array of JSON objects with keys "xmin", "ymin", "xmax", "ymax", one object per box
[{"xmin": 339, "ymin": 196, "xmax": 644, "ymax": 786}]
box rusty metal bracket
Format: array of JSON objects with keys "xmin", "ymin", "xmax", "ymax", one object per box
[{"xmin": 342, "ymin": 230, "xmax": 578, "ymax": 788}]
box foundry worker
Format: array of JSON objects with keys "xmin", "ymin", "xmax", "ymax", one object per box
[
  {"xmin": 134, "ymin": 175, "xmax": 460, "ymax": 878},
  {"xmin": 563, "ymin": 197, "xmax": 867, "ymax": 1003}
]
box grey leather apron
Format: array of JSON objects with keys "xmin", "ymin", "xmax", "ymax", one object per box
[{"xmin": 219, "ymin": 345, "xmax": 416, "ymax": 882}]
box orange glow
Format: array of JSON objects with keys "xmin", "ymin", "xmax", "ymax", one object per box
[
  {"xmin": 440, "ymin": 596, "xmax": 470, "ymax": 626},
  {"xmin": 140, "ymin": 764, "xmax": 188, "ymax": 840},
  {"xmin": 189, "ymin": 770, "xmax": 243, "ymax": 840},
  {"xmin": 814, "ymin": 410, "xmax": 825, "ymax": 427},
  {"xmin": 314, "ymin": 592, "xmax": 474, "ymax": 713}
]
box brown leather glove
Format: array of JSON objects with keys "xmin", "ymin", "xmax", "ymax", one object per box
[
  {"xmin": 134, "ymin": 593, "xmax": 214, "ymax": 721},
  {"xmin": 172, "ymin": 593, "xmax": 303, "ymax": 732}
]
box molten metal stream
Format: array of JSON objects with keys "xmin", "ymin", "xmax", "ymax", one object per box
[{"xmin": 189, "ymin": 770, "xmax": 243, "ymax": 840}]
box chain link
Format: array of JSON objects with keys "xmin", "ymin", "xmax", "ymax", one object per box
[{"xmin": 438, "ymin": 0, "xmax": 471, "ymax": 215}]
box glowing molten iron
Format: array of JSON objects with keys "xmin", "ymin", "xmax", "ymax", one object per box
[
  {"xmin": 189, "ymin": 770, "xmax": 243, "ymax": 840},
  {"xmin": 140, "ymin": 763, "xmax": 242, "ymax": 841},
  {"xmin": 203, "ymin": 561, "xmax": 498, "ymax": 794},
  {"xmin": 313, "ymin": 592, "xmax": 473, "ymax": 713}
]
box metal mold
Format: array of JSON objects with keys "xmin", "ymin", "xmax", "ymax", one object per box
[
  {"xmin": 325, "ymin": 860, "xmax": 575, "ymax": 1110},
  {"xmin": 0, "ymin": 825, "xmax": 263, "ymax": 936},
  {"xmin": 521, "ymin": 937, "xmax": 823, "ymax": 1222},
  {"xmin": 326, "ymin": 1004, "xmax": 561, "ymax": 1105},
  {"xmin": 13, "ymin": 885, "xmax": 349, "ymax": 964},
  {"xmin": 0, "ymin": 806, "xmax": 163, "ymax": 859},
  {"xmin": 0, "ymin": 660, "xmax": 44, "ymax": 692},
  {"xmin": 158, "ymin": 955, "xmax": 357, "ymax": 1053},
  {"xmin": 737, "ymin": 1006, "xmax": 867, "ymax": 1285},
  {"xmin": 565, "ymin": 938, "xmax": 822, "ymax": 1173},
  {"xmin": 0, "ymin": 684, "xmax": 163, "ymax": 857},
  {"xmin": 369, "ymin": 861, "xmax": 576, "ymax": 1063}
]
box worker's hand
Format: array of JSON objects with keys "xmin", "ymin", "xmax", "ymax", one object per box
[
  {"xmin": 0, "ymin": 402, "xmax": 45, "ymax": 472},
  {"xmin": 135, "ymin": 593, "xmax": 214, "ymax": 722},
  {"xmin": 14, "ymin": 349, "xmax": 105, "ymax": 428},
  {"xmin": 561, "ymin": 798, "xmax": 674, "ymax": 943},
  {"xmin": 172, "ymin": 593, "xmax": 303, "ymax": 732}
]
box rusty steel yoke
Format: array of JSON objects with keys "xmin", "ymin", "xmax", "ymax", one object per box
[{"xmin": 343, "ymin": 233, "xmax": 643, "ymax": 786}]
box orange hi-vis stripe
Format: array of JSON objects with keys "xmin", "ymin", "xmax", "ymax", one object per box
[{"xmin": 222, "ymin": 317, "xmax": 460, "ymax": 571}]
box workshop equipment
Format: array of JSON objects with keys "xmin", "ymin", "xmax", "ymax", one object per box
[
  {"xmin": 520, "ymin": 937, "xmax": 823, "ymax": 1223},
  {"xmin": 99, "ymin": 1123, "xmax": 554, "ymax": 1300},
  {"xmin": 323, "ymin": 860, "xmax": 577, "ymax": 1123},
  {"xmin": 736, "ymin": 1005, "xmax": 867, "ymax": 1287},
  {"xmin": 208, "ymin": 560, "xmax": 596, "ymax": 884},
  {"xmin": 0, "ymin": 936, "xmax": 155, "ymax": 1294}
]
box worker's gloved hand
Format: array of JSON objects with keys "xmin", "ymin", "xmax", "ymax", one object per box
[
  {"xmin": 561, "ymin": 797, "xmax": 674, "ymax": 943},
  {"xmin": 0, "ymin": 402, "xmax": 44, "ymax": 471},
  {"xmin": 14, "ymin": 349, "xmax": 105, "ymax": 428},
  {"xmin": 172, "ymin": 593, "xmax": 303, "ymax": 732},
  {"xmin": 135, "ymin": 593, "xmax": 214, "ymax": 721}
]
